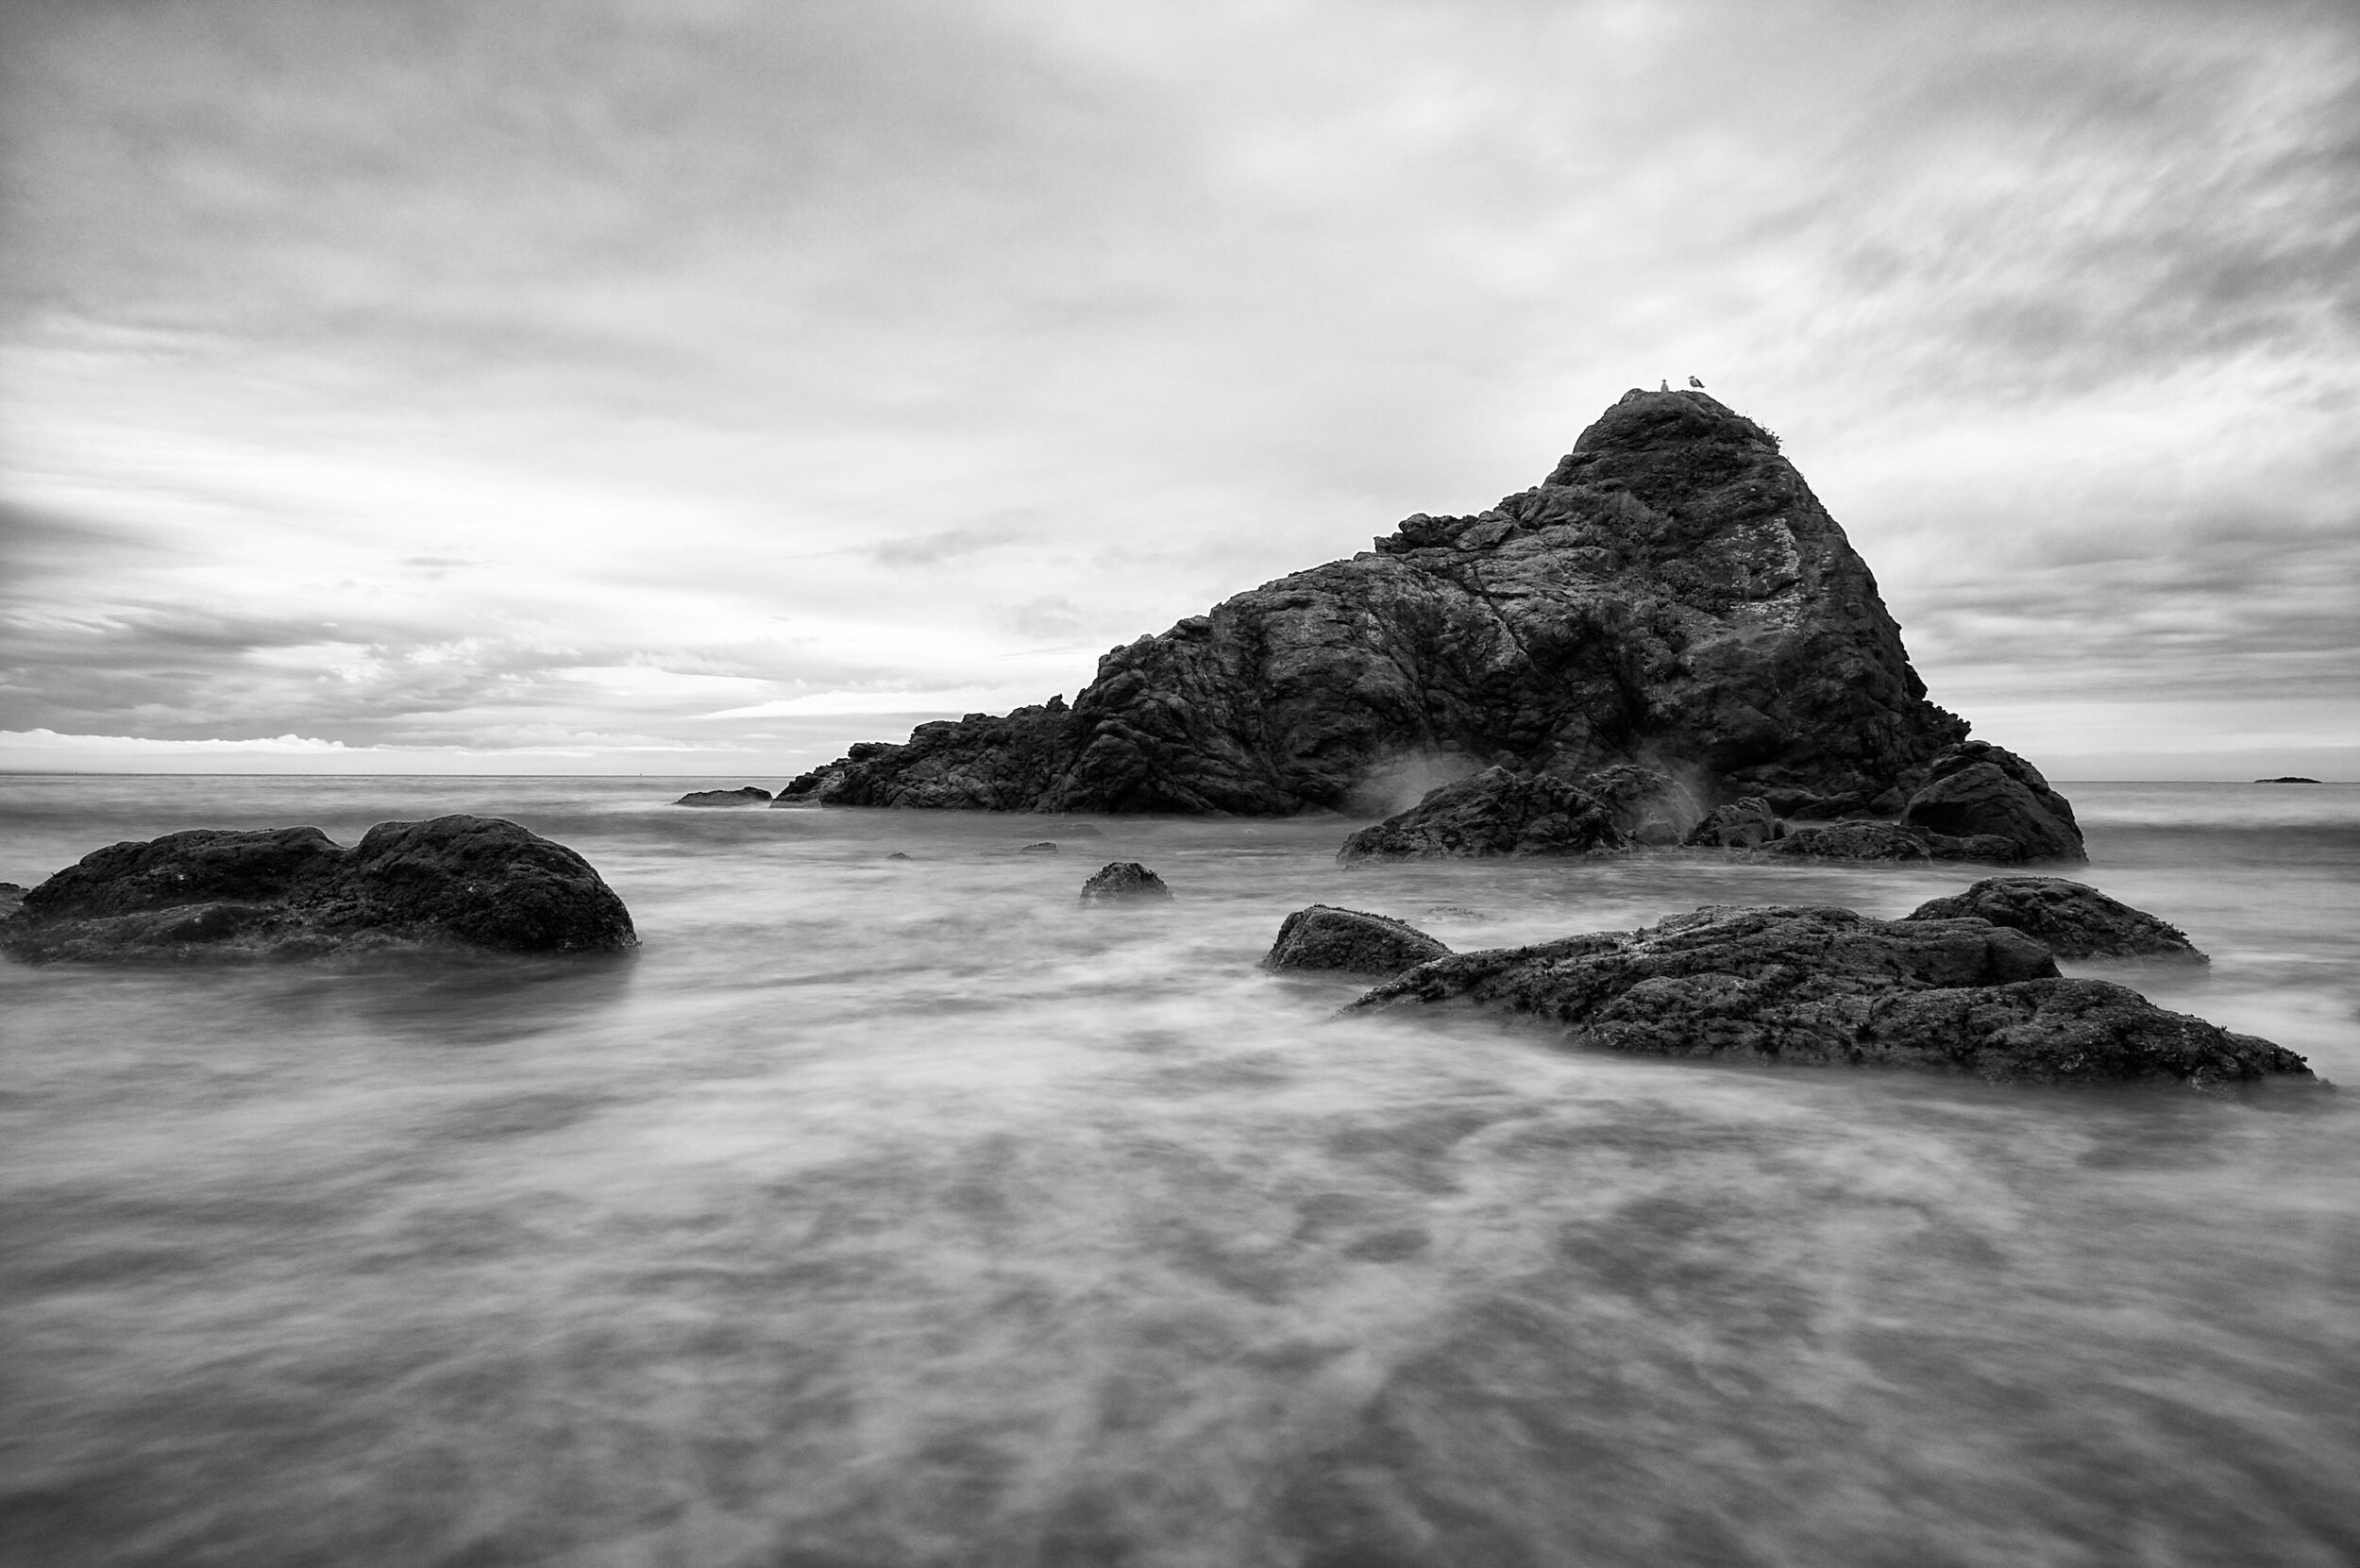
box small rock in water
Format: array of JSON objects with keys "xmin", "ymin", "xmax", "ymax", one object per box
[
  {"xmin": 885, "ymin": 851, "xmax": 911, "ymax": 860},
  {"xmin": 1905, "ymin": 877, "xmax": 2205, "ymax": 961},
  {"xmin": 1019, "ymin": 841, "xmax": 1059, "ymax": 854},
  {"xmin": 1338, "ymin": 765, "xmax": 1673, "ymax": 861},
  {"xmin": 1345, "ymin": 904, "xmax": 2311, "ymax": 1090},
  {"xmin": 1080, "ymin": 862, "xmax": 1172, "ymax": 903},
  {"xmin": 2255, "ymin": 776, "xmax": 2321, "ymax": 784},
  {"xmin": 1685, "ymin": 797, "xmax": 1782, "ymax": 849},
  {"xmin": 674, "ymin": 785, "xmax": 773, "ymax": 806},
  {"xmin": 1264, "ymin": 905, "xmax": 1450, "ymax": 977},
  {"xmin": 1, "ymin": 816, "xmax": 637, "ymax": 963}
]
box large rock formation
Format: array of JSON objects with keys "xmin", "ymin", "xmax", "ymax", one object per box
[
  {"xmin": 1346, "ymin": 905, "xmax": 2311, "ymax": 1090},
  {"xmin": 781, "ymin": 389, "xmax": 1969, "ymax": 815},
  {"xmin": 0, "ymin": 816, "xmax": 637, "ymax": 962}
]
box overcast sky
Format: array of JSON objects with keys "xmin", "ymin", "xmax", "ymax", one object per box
[{"xmin": 3, "ymin": 0, "xmax": 2354, "ymax": 779}]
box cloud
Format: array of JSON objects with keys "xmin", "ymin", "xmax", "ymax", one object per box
[{"xmin": 1, "ymin": 0, "xmax": 2354, "ymax": 772}]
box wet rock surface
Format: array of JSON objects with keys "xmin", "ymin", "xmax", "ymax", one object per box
[
  {"xmin": 1906, "ymin": 877, "xmax": 2206, "ymax": 961},
  {"xmin": 1335, "ymin": 765, "xmax": 1672, "ymax": 862},
  {"xmin": 1346, "ymin": 905, "xmax": 2311, "ymax": 1089},
  {"xmin": 1264, "ymin": 905, "xmax": 1451, "ymax": 977},
  {"xmin": 786, "ymin": 390, "xmax": 1974, "ymax": 815},
  {"xmin": 1079, "ymin": 862, "xmax": 1172, "ymax": 903},
  {"xmin": 674, "ymin": 786, "xmax": 773, "ymax": 806},
  {"xmin": 1, "ymin": 816, "xmax": 638, "ymax": 963}
]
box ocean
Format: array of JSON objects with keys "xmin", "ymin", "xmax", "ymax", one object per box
[{"xmin": 3, "ymin": 774, "xmax": 2356, "ymax": 1568}]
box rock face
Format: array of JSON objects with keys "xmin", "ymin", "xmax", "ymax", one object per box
[
  {"xmin": 1898, "ymin": 742, "xmax": 2084, "ymax": 862},
  {"xmin": 675, "ymin": 786, "xmax": 772, "ymax": 806},
  {"xmin": 1906, "ymin": 877, "xmax": 2204, "ymax": 961},
  {"xmin": 783, "ymin": 389, "xmax": 1972, "ymax": 815},
  {"xmin": 1264, "ymin": 906, "xmax": 1451, "ymax": 977},
  {"xmin": 1079, "ymin": 862, "xmax": 1172, "ymax": 903},
  {"xmin": 0, "ymin": 816, "xmax": 637, "ymax": 963},
  {"xmin": 1336, "ymin": 765, "xmax": 1672, "ymax": 862},
  {"xmin": 1346, "ymin": 905, "xmax": 2310, "ymax": 1089}
]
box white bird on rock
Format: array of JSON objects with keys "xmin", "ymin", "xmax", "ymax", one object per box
[{"xmin": 1689, "ymin": 376, "xmax": 1706, "ymax": 388}]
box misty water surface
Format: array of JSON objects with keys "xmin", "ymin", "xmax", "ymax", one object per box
[{"xmin": 3, "ymin": 776, "xmax": 2357, "ymax": 1568}]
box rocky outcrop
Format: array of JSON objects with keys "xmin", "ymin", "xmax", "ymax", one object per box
[
  {"xmin": 784, "ymin": 389, "xmax": 1972, "ymax": 815},
  {"xmin": 1898, "ymin": 742, "xmax": 2083, "ymax": 862},
  {"xmin": 0, "ymin": 816, "xmax": 637, "ymax": 963},
  {"xmin": 1079, "ymin": 862, "xmax": 1172, "ymax": 903},
  {"xmin": 675, "ymin": 786, "xmax": 771, "ymax": 806},
  {"xmin": 1346, "ymin": 905, "xmax": 2311, "ymax": 1089},
  {"xmin": 2256, "ymin": 776, "xmax": 2321, "ymax": 784},
  {"xmin": 1906, "ymin": 878, "xmax": 2204, "ymax": 961},
  {"xmin": 1335, "ymin": 765, "xmax": 1676, "ymax": 862},
  {"xmin": 1263, "ymin": 906, "xmax": 1451, "ymax": 977},
  {"xmin": 1684, "ymin": 797, "xmax": 1782, "ymax": 848}
]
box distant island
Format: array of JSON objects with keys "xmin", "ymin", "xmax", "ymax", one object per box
[{"xmin": 2255, "ymin": 776, "xmax": 2323, "ymax": 784}]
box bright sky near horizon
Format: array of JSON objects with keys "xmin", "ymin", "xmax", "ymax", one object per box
[{"xmin": 2, "ymin": 0, "xmax": 2355, "ymax": 780}]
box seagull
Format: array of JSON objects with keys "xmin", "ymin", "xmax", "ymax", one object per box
[{"xmin": 1689, "ymin": 376, "xmax": 1706, "ymax": 389}]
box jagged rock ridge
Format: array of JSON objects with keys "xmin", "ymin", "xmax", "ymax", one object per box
[{"xmin": 785, "ymin": 389, "xmax": 1968, "ymax": 816}]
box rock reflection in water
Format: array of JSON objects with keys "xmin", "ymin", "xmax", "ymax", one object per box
[{"xmin": 1, "ymin": 775, "xmax": 2356, "ymax": 1567}]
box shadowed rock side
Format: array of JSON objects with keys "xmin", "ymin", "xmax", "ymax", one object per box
[
  {"xmin": 0, "ymin": 816, "xmax": 637, "ymax": 963},
  {"xmin": 1906, "ymin": 877, "xmax": 2204, "ymax": 961},
  {"xmin": 1347, "ymin": 906, "xmax": 2310, "ymax": 1089},
  {"xmin": 1264, "ymin": 906, "xmax": 1451, "ymax": 976},
  {"xmin": 782, "ymin": 389, "xmax": 1968, "ymax": 815}
]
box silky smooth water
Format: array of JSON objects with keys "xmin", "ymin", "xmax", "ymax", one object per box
[{"xmin": 3, "ymin": 776, "xmax": 2356, "ymax": 1568}]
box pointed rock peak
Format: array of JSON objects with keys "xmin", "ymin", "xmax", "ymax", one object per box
[{"xmin": 1549, "ymin": 387, "xmax": 1780, "ymax": 482}]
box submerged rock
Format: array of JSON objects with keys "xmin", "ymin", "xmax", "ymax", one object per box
[
  {"xmin": 1264, "ymin": 906, "xmax": 1451, "ymax": 977},
  {"xmin": 674, "ymin": 786, "xmax": 773, "ymax": 806},
  {"xmin": 786, "ymin": 389, "xmax": 1976, "ymax": 815},
  {"xmin": 1906, "ymin": 877, "xmax": 2205, "ymax": 961},
  {"xmin": 1898, "ymin": 742, "xmax": 2084, "ymax": 862},
  {"xmin": 1346, "ymin": 905, "xmax": 2310, "ymax": 1089},
  {"xmin": 1758, "ymin": 822, "xmax": 1933, "ymax": 861},
  {"xmin": 1335, "ymin": 766, "xmax": 1669, "ymax": 862},
  {"xmin": 0, "ymin": 816, "xmax": 637, "ymax": 963},
  {"xmin": 1019, "ymin": 841, "xmax": 1059, "ymax": 854},
  {"xmin": 1079, "ymin": 862, "xmax": 1172, "ymax": 903}
]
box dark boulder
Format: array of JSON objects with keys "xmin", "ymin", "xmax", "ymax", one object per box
[
  {"xmin": 786, "ymin": 389, "xmax": 1975, "ymax": 816},
  {"xmin": 1, "ymin": 816, "xmax": 636, "ymax": 963},
  {"xmin": 1337, "ymin": 765, "xmax": 1673, "ymax": 862},
  {"xmin": 2256, "ymin": 776, "xmax": 2321, "ymax": 784},
  {"xmin": 1685, "ymin": 797, "xmax": 1781, "ymax": 848},
  {"xmin": 1263, "ymin": 906, "xmax": 1451, "ymax": 977},
  {"xmin": 1905, "ymin": 877, "xmax": 2205, "ymax": 961},
  {"xmin": 674, "ymin": 786, "xmax": 772, "ymax": 806},
  {"xmin": 1898, "ymin": 742, "xmax": 2084, "ymax": 862},
  {"xmin": 1346, "ymin": 904, "xmax": 2310, "ymax": 1089},
  {"xmin": 1079, "ymin": 862, "xmax": 1172, "ymax": 903}
]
